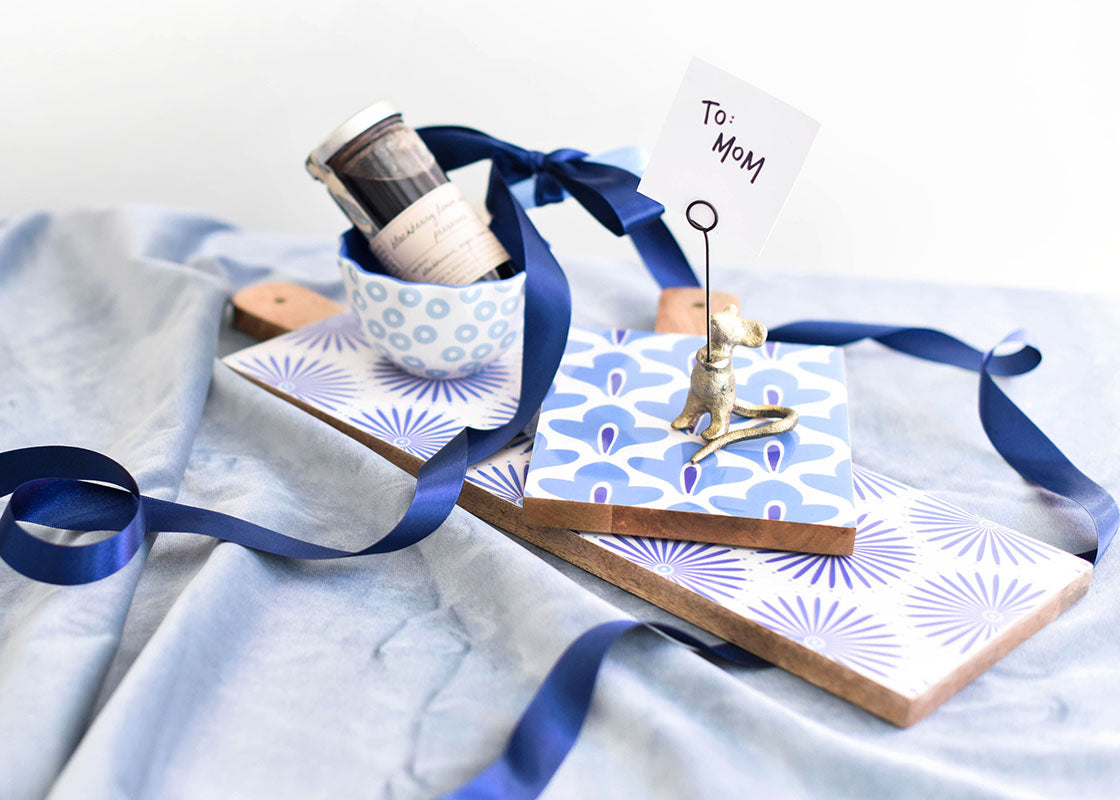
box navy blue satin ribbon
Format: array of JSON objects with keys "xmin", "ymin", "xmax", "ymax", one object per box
[{"xmin": 0, "ymin": 440, "xmax": 471, "ymax": 584}]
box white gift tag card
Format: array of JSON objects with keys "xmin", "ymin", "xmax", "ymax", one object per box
[{"xmin": 638, "ymin": 58, "xmax": 819, "ymax": 263}]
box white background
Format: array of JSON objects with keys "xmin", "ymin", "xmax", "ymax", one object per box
[{"xmin": 2, "ymin": 0, "xmax": 1117, "ymax": 293}]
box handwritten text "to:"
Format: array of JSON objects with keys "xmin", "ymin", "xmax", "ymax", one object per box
[{"xmin": 701, "ymin": 100, "xmax": 764, "ymax": 184}]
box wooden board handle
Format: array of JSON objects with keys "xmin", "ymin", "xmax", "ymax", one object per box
[
  {"xmin": 655, "ymin": 287, "xmax": 741, "ymax": 336},
  {"xmin": 231, "ymin": 282, "xmax": 345, "ymax": 341}
]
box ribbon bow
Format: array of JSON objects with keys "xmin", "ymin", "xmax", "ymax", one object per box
[
  {"xmin": 419, "ymin": 126, "xmax": 699, "ymax": 289},
  {"xmin": 513, "ymin": 147, "xmax": 587, "ymax": 207}
]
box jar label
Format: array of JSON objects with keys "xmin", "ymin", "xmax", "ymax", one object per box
[{"xmin": 368, "ymin": 183, "xmax": 510, "ymax": 285}]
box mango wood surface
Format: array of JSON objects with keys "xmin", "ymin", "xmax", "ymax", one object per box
[
  {"xmin": 231, "ymin": 281, "xmax": 345, "ymax": 341},
  {"xmin": 655, "ymin": 287, "xmax": 741, "ymax": 334},
  {"xmin": 522, "ymin": 497, "xmax": 854, "ymax": 555}
]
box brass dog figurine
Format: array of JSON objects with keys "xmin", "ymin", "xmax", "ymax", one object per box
[{"xmin": 671, "ymin": 304, "xmax": 798, "ymax": 464}]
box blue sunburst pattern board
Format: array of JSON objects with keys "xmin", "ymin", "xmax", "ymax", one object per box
[
  {"xmin": 522, "ymin": 327, "xmax": 856, "ymax": 550},
  {"xmin": 582, "ymin": 473, "xmax": 1089, "ymax": 701},
  {"xmin": 224, "ymin": 313, "xmax": 1091, "ymax": 721}
]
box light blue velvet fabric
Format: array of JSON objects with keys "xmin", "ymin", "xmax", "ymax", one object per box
[{"xmin": 1, "ymin": 209, "xmax": 1117, "ymax": 799}]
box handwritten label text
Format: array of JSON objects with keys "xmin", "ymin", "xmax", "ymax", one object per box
[{"xmin": 701, "ymin": 100, "xmax": 764, "ymax": 183}]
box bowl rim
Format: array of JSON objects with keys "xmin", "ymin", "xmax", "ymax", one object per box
[{"xmin": 338, "ymin": 230, "xmax": 526, "ymax": 292}]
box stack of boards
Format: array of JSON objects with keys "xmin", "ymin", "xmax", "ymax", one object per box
[{"xmin": 224, "ymin": 284, "xmax": 1090, "ymax": 727}]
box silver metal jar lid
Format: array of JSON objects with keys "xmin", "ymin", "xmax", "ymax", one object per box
[{"xmin": 310, "ymin": 100, "xmax": 400, "ymax": 166}]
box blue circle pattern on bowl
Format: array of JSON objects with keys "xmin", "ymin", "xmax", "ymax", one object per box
[{"xmin": 340, "ymin": 257, "xmax": 526, "ymax": 380}]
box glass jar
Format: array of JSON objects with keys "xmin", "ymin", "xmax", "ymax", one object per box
[{"xmin": 307, "ymin": 101, "xmax": 517, "ymax": 285}]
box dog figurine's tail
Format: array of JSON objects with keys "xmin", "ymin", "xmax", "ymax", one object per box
[{"xmin": 689, "ymin": 401, "xmax": 798, "ymax": 464}]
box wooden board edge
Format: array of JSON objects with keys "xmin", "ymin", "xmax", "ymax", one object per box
[
  {"xmin": 523, "ymin": 496, "xmax": 614, "ymax": 534},
  {"xmin": 900, "ymin": 565, "xmax": 1093, "ymax": 727},
  {"xmin": 493, "ymin": 509, "xmax": 918, "ymax": 726},
  {"xmin": 523, "ymin": 496, "xmax": 855, "ymax": 555},
  {"xmin": 230, "ymin": 282, "xmax": 346, "ymax": 342}
]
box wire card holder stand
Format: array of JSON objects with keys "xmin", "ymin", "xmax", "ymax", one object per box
[{"xmin": 670, "ymin": 200, "xmax": 799, "ymax": 463}]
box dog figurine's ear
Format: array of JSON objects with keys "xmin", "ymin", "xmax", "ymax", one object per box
[
  {"xmin": 712, "ymin": 304, "xmax": 766, "ymax": 350},
  {"xmin": 742, "ymin": 318, "xmax": 767, "ymax": 349}
]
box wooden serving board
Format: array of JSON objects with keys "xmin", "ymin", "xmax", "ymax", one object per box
[
  {"xmin": 521, "ymin": 326, "xmax": 857, "ymax": 555},
  {"xmin": 223, "ymin": 282, "xmax": 1091, "ymax": 727}
]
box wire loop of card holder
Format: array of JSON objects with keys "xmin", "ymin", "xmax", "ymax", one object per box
[
  {"xmin": 685, "ymin": 199, "xmax": 718, "ymax": 360},
  {"xmin": 673, "ymin": 199, "xmax": 799, "ymax": 463}
]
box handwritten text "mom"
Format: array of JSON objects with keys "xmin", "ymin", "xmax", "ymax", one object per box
[{"xmin": 701, "ymin": 100, "xmax": 764, "ymax": 184}]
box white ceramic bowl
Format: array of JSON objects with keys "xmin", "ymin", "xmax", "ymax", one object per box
[{"xmin": 338, "ymin": 236, "xmax": 525, "ymax": 380}]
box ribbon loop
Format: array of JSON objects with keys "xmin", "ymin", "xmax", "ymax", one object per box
[{"xmin": 0, "ymin": 447, "xmax": 148, "ymax": 585}]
